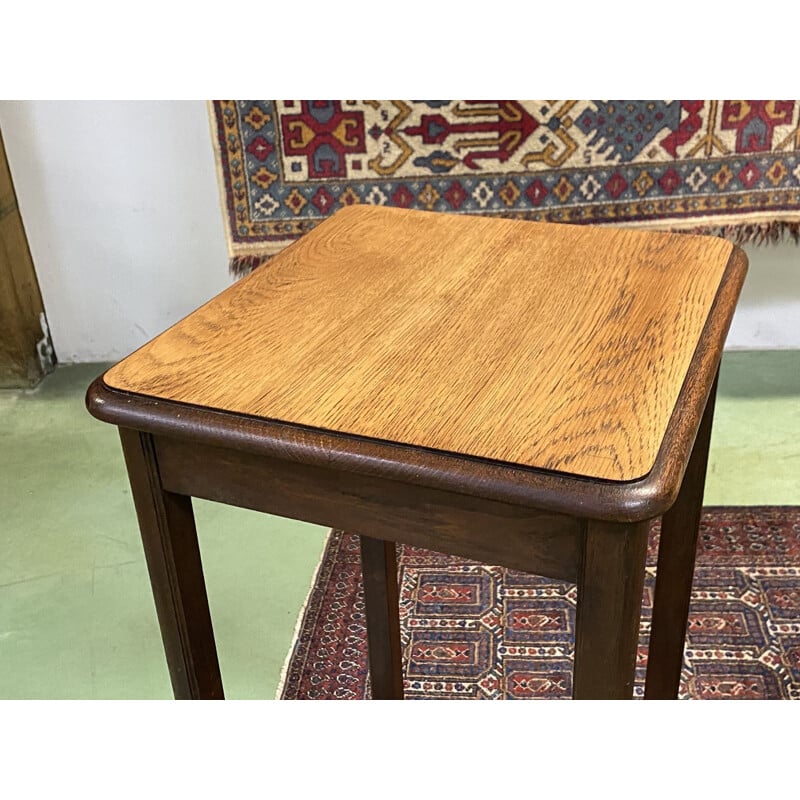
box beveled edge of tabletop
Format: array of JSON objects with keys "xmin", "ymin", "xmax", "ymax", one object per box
[{"xmin": 86, "ymin": 246, "xmax": 747, "ymax": 524}]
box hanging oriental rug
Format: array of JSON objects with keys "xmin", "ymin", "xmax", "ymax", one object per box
[
  {"xmin": 211, "ymin": 101, "xmax": 800, "ymax": 275},
  {"xmin": 278, "ymin": 507, "xmax": 800, "ymax": 700}
]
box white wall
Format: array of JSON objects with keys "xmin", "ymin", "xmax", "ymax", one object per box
[
  {"xmin": 0, "ymin": 101, "xmax": 230, "ymax": 363},
  {"xmin": 732, "ymin": 241, "xmax": 800, "ymax": 349},
  {"xmin": 0, "ymin": 100, "xmax": 798, "ymax": 362}
]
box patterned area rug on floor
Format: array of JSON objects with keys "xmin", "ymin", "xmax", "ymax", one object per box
[
  {"xmin": 212, "ymin": 101, "xmax": 800, "ymax": 274},
  {"xmin": 279, "ymin": 507, "xmax": 800, "ymax": 699}
]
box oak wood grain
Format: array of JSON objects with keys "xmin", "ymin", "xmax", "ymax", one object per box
[
  {"xmin": 86, "ymin": 245, "xmax": 747, "ymax": 526},
  {"xmin": 104, "ymin": 205, "xmax": 733, "ymax": 481}
]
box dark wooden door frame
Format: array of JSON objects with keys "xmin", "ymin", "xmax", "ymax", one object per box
[{"xmin": 0, "ymin": 126, "xmax": 55, "ymax": 387}]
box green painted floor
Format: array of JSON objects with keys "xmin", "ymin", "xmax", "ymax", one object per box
[{"xmin": 1, "ymin": 353, "xmax": 799, "ymax": 699}]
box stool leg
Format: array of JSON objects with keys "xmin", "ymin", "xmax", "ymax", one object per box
[
  {"xmin": 574, "ymin": 519, "xmax": 649, "ymax": 699},
  {"xmin": 119, "ymin": 428, "xmax": 224, "ymax": 699},
  {"xmin": 645, "ymin": 373, "xmax": 718, "ymax": 699},
  {"xmin": 359, "ymin": 536, "xmax": 404, "ymax": 699}
]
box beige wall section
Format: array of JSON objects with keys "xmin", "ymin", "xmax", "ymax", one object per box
[
  {"xmin": 0, "ymin": 129, "xmax": 53, "ymax": 387},
  {"xmin": 0, "ymin": 101, "xmax": 797, "ymax": 363}
]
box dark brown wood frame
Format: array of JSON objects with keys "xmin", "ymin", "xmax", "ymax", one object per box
[{"xmin": 86, "ymin": 248, "xmax": 747, "ymax": 700}]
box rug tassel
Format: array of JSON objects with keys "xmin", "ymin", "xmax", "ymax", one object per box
[
  {"xmin": 229, "ymin": 254, "xmax": 272, "ymax": 279},
  {"xmin": 724, "ymin": 220, "xmax": 800, "ymax": 247}
]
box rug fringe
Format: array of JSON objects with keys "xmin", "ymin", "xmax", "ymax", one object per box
[
  {"xmin": 673, "ymin": 219, "xmax": 800, "ymax": 246},
  {"xmin": 230, "ymin": 254, "xmax": 272, "ymax": 278},
  {"xmin": 228, "ymin": 219, "xmax": 800, "ymax": 279},
  {"xmin": 716, "ymin": 220, "xmax": 800, "ymax": 246}
]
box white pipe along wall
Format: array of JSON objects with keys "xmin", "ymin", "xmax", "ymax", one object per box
[{"xmin": 1, "ymin": 100, "xmax": 799, "ymax": 363}]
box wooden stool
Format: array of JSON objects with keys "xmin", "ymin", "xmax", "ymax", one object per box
[{"xmin": 86, "ymin": 206, "xmax": 747, "ymax": 699}]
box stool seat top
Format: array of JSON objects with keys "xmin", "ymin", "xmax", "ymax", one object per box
[{"xmin": 103, "ymin": 205, "xmax": 738, "ymax": 483}]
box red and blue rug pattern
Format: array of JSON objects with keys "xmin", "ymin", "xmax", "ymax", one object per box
[
  {"xmin": 212, "ymin": 101, "xmax": 800, "ymax": 272},
  {"xmin": 279, "ymin": 507, "xmax": 800, "ymax": 699}
]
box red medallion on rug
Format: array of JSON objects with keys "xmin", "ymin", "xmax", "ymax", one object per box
[{"xmin": 279, "ymin": 507, "xmax": 800, "ymax": 699}]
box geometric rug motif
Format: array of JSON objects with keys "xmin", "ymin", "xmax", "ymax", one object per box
[
  {"xmin": 211, "ymin": 101, "xmax": 800, "ymax": 274},
  {"xmin": 278, "ymin": 507, "xmax": 800, "ymax": 699}
]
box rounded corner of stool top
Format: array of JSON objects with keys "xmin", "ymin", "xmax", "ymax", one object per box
[
  {"xmin": 85, "ymin": 373, "xmax": 124, "ymax": 424},
  {"xmin": 603, "ymin": 470, "xmax": 682, "ymax": 524},
  {"xmin": 85, "ymin": 374, "xmax": 108, "ymax": 419},
  {"xmin": 726, "ymin": 242, "xmax": 750, "ymax": 277}
]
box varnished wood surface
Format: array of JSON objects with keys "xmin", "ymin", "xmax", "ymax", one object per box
[
  {"xmin": 154, "ymin": 435, "xmax": 582, "ymax": 581},
  {"xmin": 360, "ymin": 537, "xmax": 404, "ymax": 699},
  {"xmin": 89, "ymin": 209, "xmax": 748, "ymax": 701},
  {"xmin": 87, "ymin": 246, "xmax": 746, "ymax": 523},
  {"xmin": 105, "ymin": 205, "xmax": 734, "ymax": 481},
  {"xmin": 118, "ymin": 429, "xmax": 223, "ymax": 699},
  {"xmin": 645, "ymin": 373, "xmax": 718, "ymax": 699},
  {"xmin": 573, "ymin": 518, "xmax": 650, "ymax": 699}
]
